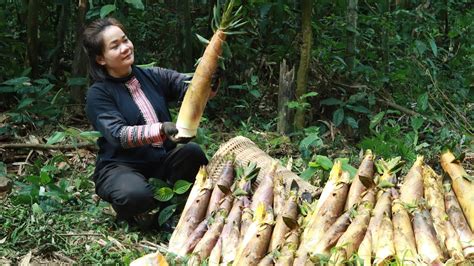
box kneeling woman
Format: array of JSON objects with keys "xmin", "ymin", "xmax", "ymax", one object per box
[{"xmin": 83, "ymin": 18, "xmax": 218, "ymax": 228}]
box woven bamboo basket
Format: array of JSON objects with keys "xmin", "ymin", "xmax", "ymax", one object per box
[{"xmin": 206, "ymin": 136, "xmax": 320, "ymax": 197}]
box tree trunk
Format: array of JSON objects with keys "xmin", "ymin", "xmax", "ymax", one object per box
[
  {"xmin": 278, "ymin": 60, "xmax": 295, "ymax": 135},
  {"xmin": 345, "ymin": 0, "xmax": 358, "ymax": 75},
  {"xmin": 16, "ymin": 0, "xmax": 29, "ymax": 25},
  {"xmin": 294, "ymin": 0, "xmax": 313, "ymax": 130},
  {"xmin": 178, "ymin": 0, "xmax": 193, "ymax": 72},
  {"xmin": 381, "ymin": 0, "xmax": 390, "ymax": 75},
  {"xmin": 51, "ymin": 1, "xmax": 70, "ymax": 75},
  {"xmin": 443, "ymin": 0, "xmax": 449, "ymax": 40},
  {"xmin": 71, "ymin": 0, "xmax": 88, "ymax": 104},
  {"xmin": 26, "ymin": 0, "xmax": 39, "ymax": 78}
]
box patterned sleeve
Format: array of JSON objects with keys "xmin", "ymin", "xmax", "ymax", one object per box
[{"xmin": 119, "ymin": 123, "xmax": 166, "ymax": 148}]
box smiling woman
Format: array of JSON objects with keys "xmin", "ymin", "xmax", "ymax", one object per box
[
  {"xmin": 81, "ymin": 18, "xmax": 220, "ymax": 230},
  {"xmin": 95, "ymin": 25, "xmax": 135, "ymax": 78}
]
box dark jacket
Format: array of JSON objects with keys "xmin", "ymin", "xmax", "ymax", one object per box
[{"xmin": 85, "ymin": 65, "xmax": 190, "ymax": 173}]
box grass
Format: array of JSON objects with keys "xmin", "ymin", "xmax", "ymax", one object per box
[{"xmin": 0, "ymin": 147, "xmax": 168, "ymax": 264}]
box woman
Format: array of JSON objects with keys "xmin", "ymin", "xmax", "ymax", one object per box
[{"xmin": 83, "ymin": 18, "xmax": 218, "ymax": 229}]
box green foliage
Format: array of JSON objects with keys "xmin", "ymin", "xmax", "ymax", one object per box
[
  {"xmin": 320, "ymin": 92, "xmax": 371, "ymax": 129},
  {"xmin": 0, "ymin": 76, "xmax": 64, "ymax": 128},
  {"xmin": 299, "ymin": 126, "xmax": 324, "ymax": 162},
  {"xmin": 12, "ymin": 155, "xmax": 73, "ymax": 212},
  {"xmin": 300, "ymin": 154, "xmax": 357, "ymax": 184},
  {"xmin": 149, "ymin": 178, "xmax": 193, "ymax": 226}
]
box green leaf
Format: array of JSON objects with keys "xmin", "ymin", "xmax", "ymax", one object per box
[
  {"xmin": 100, "ymin": 4, "xmax": 116, "ymax": 18},
  {"xmin": 67, "ymin": 77, "xmax": 88, "ymax": 87},
  {"xmin": 333, "ymin": 56, "xmax": 347, "ymax": 67},
  {"xmin": 249, "ymin": 89, "xmax": 261, "ymax": 98},
  {"xmin": 429, "ymin": 39, "xmax": 438, "ymax": 57},
  {"xmin": 158, "ymin": 204, "xmax": 177, "ymax": 226},
  {"xmin": 2, "ymin": 77, "xmax": 30, "ymax": 86},
  {"xmin": 370, "ymin": 111, "xmax": 385, "ymax": 130},
  {"xmin": 149, "ymin": 178, "xmax": 169, "ymax": 189},
  {"xmin": 345, "ymin": 117, "xmax": 359, "ymax": 129},
  {"xmin": 196, "ymin": 34, "xmax": 210, "ymax": 45},
  {"xmin": 417, "ymin": 93, "xmax": 429, "ymax": 111},
  {"xmin": 286, "ymin": 101, "xmax": 300, "ymax": 109},
  {"xmin": 46, "ymin": 131, "xmax": 66, "ymax": 145},
  {"xmin": 39, "ymin": 171, "xmax": 51, "ymax": 185},
  {"xmin": 26, "ymin": 175, "xmax": 40, "ymax": 185},
  {"xmin": 301, "ymin": 91, "xmax": 318, "ymax": 99},
  {"xmin": 312, "ymin": 155, "xmax": 333, "ymax": 170},
  {"xmin": 333, "ymin": 108, "xmax": 344, "ymax": 127},
  {"xmin": 348, "ymin": 92, "xmax": 367, "ymax": 103},
  {"xmin": 32, "ymin": 203, "xmax": 43, "ymax": 215},
  {"xmin": 320, "ymin": 98, "xmax": 342, "ymax": 106},
  {"xmin": 173, "ymin": 180, "xmax": 193, "ymax": 195},
  {"xmin": 38, "ymin": 84, "xmax": 54, "ymax": 97},
  {"xmin": 415, "ymin": 40, "xmax": 427, "ymax": 56},
  {"xmin": 125, "ymin": 0, "xmax": 144, "ymax": 9},
  {"xmin": 300, "ymin": 134, "xmax": 323, "ymax": 151},
  {"xmin": 341, "ymin": 162, "xmax": 358, "ymax": 178},
  {"xmin": 17, "ymin": 98, "xmax": 34, "ymax": 109},
  {"xmin": 378, "ymin": 180, "xmax": 395, "ymax": 188},
  {"xmin": 346, "ymin": 105, "xmax": 370, "ymax": 114},
  {"xmin": 411, "ymin": 116, "xmax": 424, "ymax": 132},
  {"xmin": 155, "ymin": 187, "xmax": 174, "ymax": 202},
  {"xmin": 300, "ymin": 167, "xmax": 318, "ymax": 181},
  {"xmin": 79, "ymin": 131, "xmax": 102, "ymax": 140}
]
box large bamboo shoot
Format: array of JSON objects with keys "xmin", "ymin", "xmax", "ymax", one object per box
[{"xmin": 440, "ymin": 150, "xmax": 474, "ymax": 231}]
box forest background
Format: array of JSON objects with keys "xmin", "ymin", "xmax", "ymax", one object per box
[{"xmin": 0, "ymin": 0, "xmax": 472, "ymax": 264}]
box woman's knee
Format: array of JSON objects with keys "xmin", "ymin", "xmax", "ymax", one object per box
[{"xmin": 109, "ymin": 174, "xmax": 157, "ymax": 217}]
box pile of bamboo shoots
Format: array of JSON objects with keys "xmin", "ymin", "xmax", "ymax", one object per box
[{"xmin": 166, "ymin": 150, "xmax": 474, "ymax": 265}]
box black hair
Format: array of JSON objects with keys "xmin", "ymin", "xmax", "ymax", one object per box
[{"xmin": 83, "ymin": 17, "xmax": 126, "ymax": 81}]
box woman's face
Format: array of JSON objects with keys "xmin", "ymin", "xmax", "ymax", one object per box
[{"xmin": 96, "ymin": 25, "xmax": 134, "ymax": 78}]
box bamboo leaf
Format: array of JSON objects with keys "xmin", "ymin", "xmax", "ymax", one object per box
[
  {"xmin": 223, "ymin": 30, "xmax": 247, "ymax": 35},
  {"xmin": 195, "ymin": 33, "xmax": 210, "ymax": 45}
]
